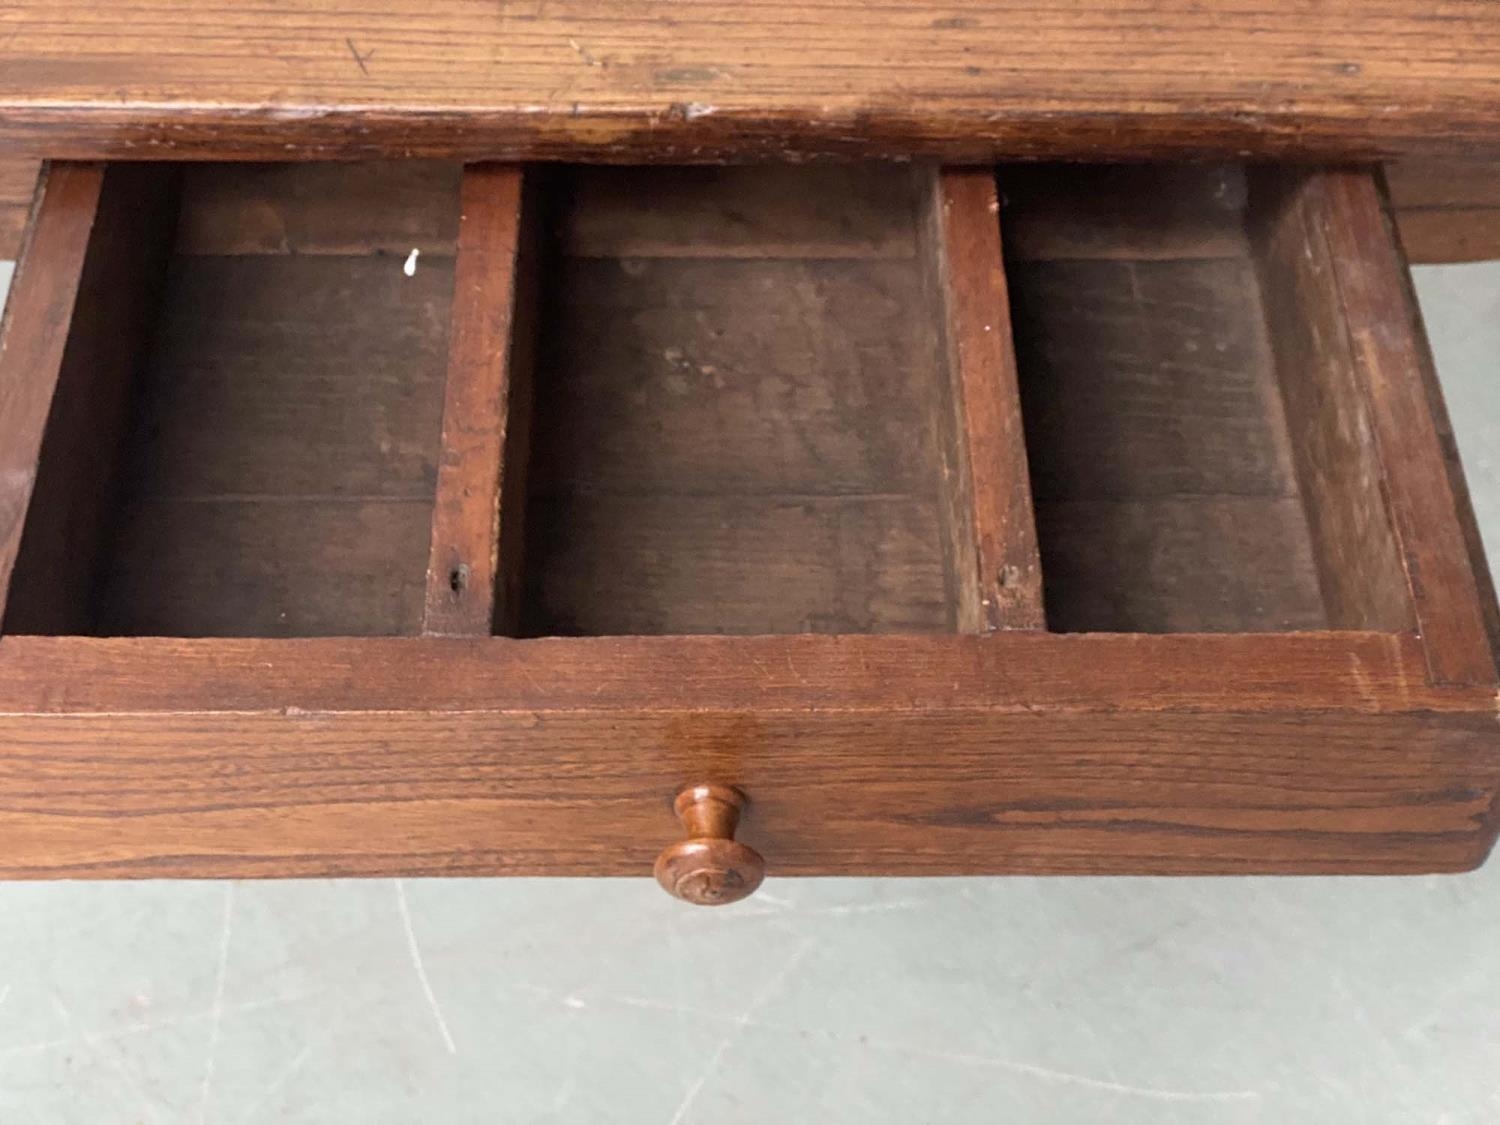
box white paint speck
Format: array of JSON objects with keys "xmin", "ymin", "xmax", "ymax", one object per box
[{"xmin": 403, "ymin": 248, "xmax": 420, "ymax": 277}]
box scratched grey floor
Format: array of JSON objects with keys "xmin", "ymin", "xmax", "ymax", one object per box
[{"xmin": 0, "ymin": 259, "xmax": 1497, "ymax": 1124}]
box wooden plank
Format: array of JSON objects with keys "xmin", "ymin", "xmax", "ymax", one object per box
[
  {"xmin": 1036, "ymin": 498, "xmax": 1328, "ymax": 634},
  {"xmin": 1261, "ymin": 170, "xmax": 1496, "ymax": 685},
  {"xmin": 4, "ymin": 165, "xmax": 180, "ymax": 635},
  {"xmin": 1009, "ymin": 257, "xmax": 1297, "ymax": 501},
  {"xmin": 423, "ymin": 165, "xmax": 536, "ymax": 637},
  {"xmin": 920, "ymin": 167, "xmax": 1043, "ymax": 631},
  {"xmin": 97, "ymin": 499, "xmax": 433, "ymax": 637},
  {"xmin": 999, "ymin": 164, "xmax": 1250, "ymax": 262},
  {"xmin": 0, "ymin": 633, "xmax": 1493, "ymax": 878},
  {"xmin": 1391, "ymin": 194, "xmax": 1500, "ymax": 669},
  {"xmin": 0, "ymin": 164, "xmax": 103, "ymax": 626},
  {"xmin": 525, "ymin": 196, "xmax": 962, "ymax": 635},
  {"xmin": 1393, "ymin": 209, "xmax": 1500, "ymax": 265},
  {"xmin": 534, "ymin": 255, "xmax": 942, "ymax": 492},
  {"xmin": 82, "ymin": 201, "xmax": 452, "ymax": 638},
  {"xmin": 3, "ymin": 3, "xmax": 1500, "ymax": 162},
  {"xmin": 122, "ymin": 254, "xmax": 452, "ymax": 500},
  {"xmin": 1385, "ymin": 160, "xmax": 1500, "ymax": 209},
  {"xmin": 525, "ymin": 494, "xmax": 953, "ymax": 636},
  {"xmin": 560, "ymin": 166, "xmax": 918, "ymax": 260},
  {"xmin": 529, "ymin": 256, "xmax": 939, "ymax": 496},
  {"xmin": 1385, "ymin": 158, "xmax": 1500, "ymax": 263},
  {"xmin": 1249, "ymin": 170, "xmax": 1415, "ymax": 637},
  {"xmin": 0, "ymin": 631, "xmax": 1473, "ymax": 716},
  {"xmin": 175, "ymin": 161, "xmax": 461, "ymax": 256},
  {"xmin": 1004, "ymin": 246, "xmax": 1325, "ymax": 632},
  {"xmin": 0, "ymin": 158, "xmax": 42, "ymax": 259},
  {"xmin": 0, "ymin": 707, "xmax": 1494, "ymax": 879}
]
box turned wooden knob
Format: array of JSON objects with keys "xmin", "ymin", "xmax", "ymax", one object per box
[{"xmin": 653, "ymin": 783, "xmax": 765, "ymax": 906}]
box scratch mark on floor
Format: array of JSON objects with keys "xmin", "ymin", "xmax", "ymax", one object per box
[
  {"xmin": 518, "ymin": 981, "xmax": 1258, "ymax": 1106},
  {"xmin": 233, "ymin": 1034, "xmax": 315, "ymax": 1125},
  {"xmin": 665, "ymin": 938, "xmax": 814, "ymax": 1125},
  {"xmin": 890, "ymin": 1043, "xmax": 1261, "ymax": 1102},
  {"xmin": 52, "ymin": 994, "xmax": 162, "ymax": 1125},
  {"xmin": 0, "ymin": 993, "xmax": 308, "ymax": 1060},
  {"xmin": 394, "ymin": 879, "xmax": 458, "ymax": 1054},
  {"xmin": 197, "ymin": 882, "xmax": 236, "ymax": 1125}
]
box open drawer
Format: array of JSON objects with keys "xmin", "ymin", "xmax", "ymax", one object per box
[{"xmin": 0, "ymin": 160, "xmax": 1496, "ymax": 901}]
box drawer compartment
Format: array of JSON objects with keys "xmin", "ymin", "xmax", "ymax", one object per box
[
  {"xmin": 526, "ymin": 167, "xmax": 964, "ymax": 636},
  {"xmin": 2, "ymin": 162, "xmax": 462, "ymax": 637},
  {"xmin": 0, "ymin": 159, "xmax": 1495, "ymax": 885}
]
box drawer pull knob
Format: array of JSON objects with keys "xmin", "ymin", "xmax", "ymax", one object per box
[{"xmin": 654, "ymin": 783, "xmax": 764, "ymax": 906}]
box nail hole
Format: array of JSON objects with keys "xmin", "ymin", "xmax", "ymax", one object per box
[{"xmin": 449, "ymin": 564, "xmax": 470, "ymax": 595}]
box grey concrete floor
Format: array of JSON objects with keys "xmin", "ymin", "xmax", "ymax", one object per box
[{"xmin": 0, "ymin": 261, "xmax": 1496, "ymax": 1123}]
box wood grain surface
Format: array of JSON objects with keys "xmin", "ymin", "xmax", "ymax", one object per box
[
  {"xmin": 0, "ymin": 165, "xmax": 458, "ymax": 638},
  {"xmin": 1386, "ymin": 159, "xmax": 1500, "ymax": 263},
  {"xmin": 5, "ymin": 158, "xmax": 1490, "ymax": 263},
  {"xmin": 1005, "ymin": 214, "xmax": 1327, "ymax": 632},
  {"xmin": 0, "ymin": 632, "xmax": 1494, "ymax": 878},
  {"xmin": 1, "ymin": 3, "xmax": 1498, "ymax": 161},
  {"xmin": 423, "ymin": 165, "xmax": 536, "ymax": 637},
  {"xmin": 0, "ymin": 158, "xmax": 41, "ymax": 259},
  {"xmin": 1312, "ymin": 172, "xmax": 1498, "ymax": 686},
  {"xmin": 0, "ymin": 164, "xmax": 102, "ymax": 624},
  {"xmin": 174, "ymin": 161, "xmax": 462, "ymax": 257},
  {"xmin": 921, "ymin": 167, "xmax": 1044, "ymax": 631},
  {"xmin": 523, "ymin": 165, "xmax": 963, "ymax": 636},
  {"xmin": 3, "ymin": 165, "xmax": 179, "ymax": 636},
  {"xmin": 1251, "ymin": 170, "xmax": 1416, "ymax": 636},
  {"xmin": 999, "ymin": 164, "xmax": 1250, "ymax": 262}
]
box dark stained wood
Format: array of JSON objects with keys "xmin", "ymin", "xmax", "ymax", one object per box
[
  {"xmin": 424, "ymin": 165, "xmax": 537, "ymax": 637},
  {"xmin": 1011, "ymin": 259, "xmax": 1298, "ymax": 499},
  {"xmin": 1386, "ymin": 160, "xmax": 1500, "ymax": 210},
  {"xmin": 176, "ymin": 161, "xmax": 461, "ymax": 256},
  {"xmin": 116, "ymin": 255, "xmax": 453, "ymax": 500},
  {"xmin": 1262, "ymin": 170, "xmax": 1496, "ymax": 685},
  {"xmin": 1388, "ymin": 177, "xmax": 1500, "ymax": 668},
  {"xmin": 1393, "ymin": 209, "xmax": 1500, "ymax": 265},
  {"xmin": 524, "ymin": 166, "xmax": 964, "ymax": 636},
  {"xmin": 654, "ymin": 783, "xmax": 765, "ymax": 905},
  {"xmin": 999, "ymin": 164, "xmax": 1250, "ymax": 262},
  {"xmin": 0, "ymin": 631, "xmax": 1472, "ymax": 718},
  {"xmin": 98, "ymin": 499, "xmax": 432, "ymax": 638},
  {"xmin": 0, "ymin": 158, "xmax": 41, "ymax": 259},
  {"xmin": 527, "ymin": 494, "xmax": 952, "ymax": 636},
  {"xmin": 1006, "ymin": 239, "xmax": 1325, "ymax": 631},
  {"xmin": 1249, "ymin": 170, "xmax": 1416, "ymax": 636},
  {"xmin": 0, "ymin": 633, "xmax": 1493, "ymax": 878},
  {"xmin": 80, "ymin": 167, "xmax": 455, "ymax": 637},
  {"xmin": 1036, "ymin": 499, "xmax": 1327, "ymax": 634},
  {"xmin": 920, "ymin": 167, "xmax": 1044, "ymax": 631},
  {"xmin": 4, "ymin": 165, "xmax": 181, "ymax": 636},
  {"xmin": 4, "ymin": 3, "xmax": 1500, "ymax": 162},
  {"xmin": 1386, "ymin": 158, "xmax": 1500, "ymax": 263},
  {"xmin": 0, "ymin": 164, "xmax": 105, "ymax": 627},
  {"xmin": 560, "ymin": 166, "xmax": 918, "ymax": 260},
  {"xmin": 528, "ymin": 256, "xmax": 935, "ymax": 496}
]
